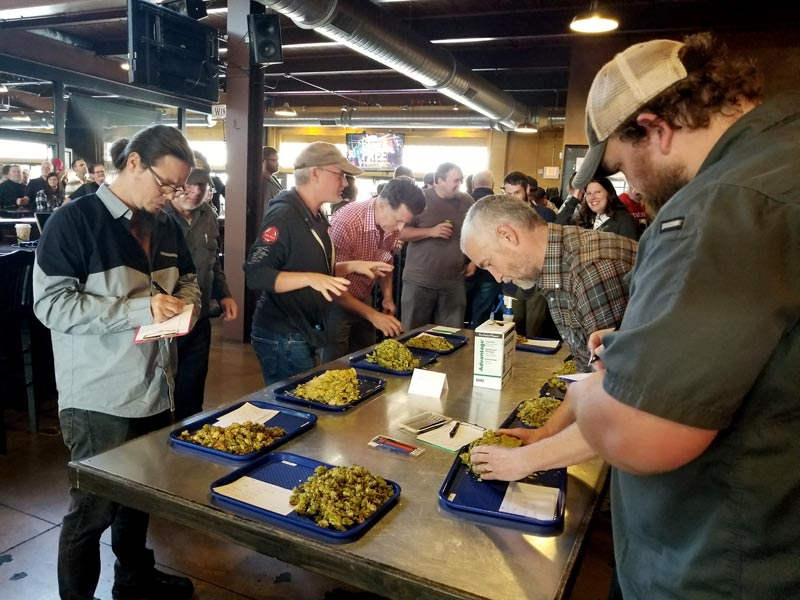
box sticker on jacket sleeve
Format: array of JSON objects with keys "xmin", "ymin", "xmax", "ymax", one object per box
[
  {"xmin": 261, "ymin": 226, "xmax": 279, "ymax": 244},
  {"xmin": 660, "ymin": 217, "xmax": 684, "ymax": 233}
]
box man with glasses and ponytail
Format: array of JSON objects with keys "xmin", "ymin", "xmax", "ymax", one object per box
[{"xmin": 33, "ymin": 124, "xmax": 200, "ymax": 600}]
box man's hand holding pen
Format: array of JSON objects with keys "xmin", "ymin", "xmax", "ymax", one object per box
[
  {"xmin": 150, "ymin": 281, "xmax": 186, "ymax": 323},
  {"xmin": 587, "ymin": 326, "xmax": 617, "ymax": 371}
]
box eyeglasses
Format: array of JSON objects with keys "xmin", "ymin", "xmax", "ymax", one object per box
[
  {"xmin": 318, "ymin": 167, "xmax": 347, "ymax": 180},
  {"xmin": 148, "ymin": 166, "xmax": 186, "ymax": 199}
]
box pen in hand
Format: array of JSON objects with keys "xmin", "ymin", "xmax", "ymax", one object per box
[
  {"xmin": 152, "ymin": 281, "xmax": 170, "ymax": 295},
  {"xmin": 449, "ymin": 421, "xmax": 460, "ymax": 438},
  {"xmin": 587, "ymin": 353, "xmax": 599, "ymax": 367}
]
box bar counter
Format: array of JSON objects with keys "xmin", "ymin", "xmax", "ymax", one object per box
[{"xmin": 70, "ymin": 329, "xmax": 608, "ymax": 600}]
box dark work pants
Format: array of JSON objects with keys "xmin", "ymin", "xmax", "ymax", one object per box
[
  {"xmin": 174, "ymin": 316, "xmax": 212, "ymax": 421},
  {"xmin": 321, "ymin": 302, "xmax": 377, "ymax": 363},
  {"xmin": 465, "ymin": 278, "xmax": 502, "ymax": 329},
  {"xmin": 58, "ymin": 408, "xmax": 170, "ymax": 600},
  {"xmin": 400, "ymin": 280, "xmax": 467, "ymax": 331}
]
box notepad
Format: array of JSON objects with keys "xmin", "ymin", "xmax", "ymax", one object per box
[
  {"xmin": 134, "ymin": 304, "xmax": 194, "ymax": 343},
  {"xmin": 416, "ymin": 421, "xmax": 484, "ymax": 452}
]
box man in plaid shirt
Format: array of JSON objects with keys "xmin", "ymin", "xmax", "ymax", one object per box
[
  {"xmin": 322, "ymin": 177, "xmax": 426, "ymax": 361},
  {"xmin": 461, "ymin": 194, "xmax": 637, "ymax": 369}
]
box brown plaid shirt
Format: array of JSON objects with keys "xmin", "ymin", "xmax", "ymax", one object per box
[{"xmin": 536, "ymin": 224, "xmax": 637, "ymax": 369}]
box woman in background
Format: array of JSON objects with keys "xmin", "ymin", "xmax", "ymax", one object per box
[{"xmin": 575, "ymin": 176, "xmax": 639, "ymax": 240}]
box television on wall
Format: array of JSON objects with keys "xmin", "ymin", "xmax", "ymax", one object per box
[
  {"xmin": 127, "ymin": 0, "xmax": 220, "ymax": 104},
  {"xmin": 345, "ymin": 133, "xmax": 404, "ymax": 171}
]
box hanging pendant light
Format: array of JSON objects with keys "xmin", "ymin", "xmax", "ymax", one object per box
[
  {"xmin": 274, "ymin": 102, "xmax": 297, "ymax": 117},
  {"xmin": 516, "ymin": 118, "xmax": 538, "ymax": 134},
  {"xmin": 570, "ymin": 1, "xmax": 619, "ymax": 34}
]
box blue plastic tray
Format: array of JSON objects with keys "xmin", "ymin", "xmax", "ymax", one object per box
[
  {"xmin": 516, "ymin": 337, "xmax": 563, "ymax": 354},
  {"xmin": 210, "ymin": 452, "xmax": 401, "ymax": 542},
  {"xmin": 437, "ymin": 405, "xmax": 567, "ymax": 527},
  {"xmin": 398, "ymin": 331, "xmax": 468, "ymax": 355},
  {"xmin": 169, "ymin": 401, "xmax": 316, "ymax": 461},
  {"xmin": 349, "ymin": 348, "xmax": 438, "ymax": 376},
  {"xmin": 272, "ymin": 371, "xmax": 386, "ymax": 411}
]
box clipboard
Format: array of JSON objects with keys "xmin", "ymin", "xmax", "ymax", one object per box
[{"xmin": 134, "ymin": 304, "xmax": 194, "ymax": 343}]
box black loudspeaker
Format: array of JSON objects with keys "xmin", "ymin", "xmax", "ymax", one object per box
[
  {"xmin": 248, "ymin": 13, "xmax": 283, "ymax": 65},
  {"xmin": 163, "ymin": 0, "xmax": 207, "ymax": 19}
]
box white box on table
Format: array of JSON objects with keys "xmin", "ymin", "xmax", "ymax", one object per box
[{"xmin": 473, "ymin": 319, "xmax": 515, "ymax": 390}]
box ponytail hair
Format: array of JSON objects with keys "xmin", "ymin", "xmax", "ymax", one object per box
[{"xmin": 109, "ymin": 124, "xmax": 194, "ymax": 172}]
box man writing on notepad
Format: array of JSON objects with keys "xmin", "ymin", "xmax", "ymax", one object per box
[{"xmin": 33, "ymin": 124, "xmax": 200, "ymax": 600}]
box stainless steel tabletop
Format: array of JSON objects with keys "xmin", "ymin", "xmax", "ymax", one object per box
[{"xmin": 71, "ymin": 329, "xmax": 608, "ymax": 600}]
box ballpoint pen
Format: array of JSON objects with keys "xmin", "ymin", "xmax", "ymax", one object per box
[
  {"xmin": 448, "ymin": 421, "xmax": 460, "ymax": 438},
  {"xmin": 152, "ymin": 281, "xmax": 170, "ymax": 295}
]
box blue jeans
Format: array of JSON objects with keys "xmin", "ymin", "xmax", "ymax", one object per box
[
  {"xmin": 251, "ymin": 326, "xmax": 317, "ymax": 386},
  {"xmin": 58, "ymin": 408, "xmax": 170, "ymax": 600}
]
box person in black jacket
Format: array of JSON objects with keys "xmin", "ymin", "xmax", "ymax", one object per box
[
  {"xmin": 575, "ymin": 176, "xmax": 640, "ymax": 241},
  {"xmin": 244, "ymin": 141, "xmax": 393, "ymax": 385}
]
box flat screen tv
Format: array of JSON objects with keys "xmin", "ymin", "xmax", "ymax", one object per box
[
  {"xmin": 128, "ymin": 0, "xmax": 220, "ymax": 104},
  {"xmin": 346, "ymin": 133, "xmax": 404, "ymax": 171}
]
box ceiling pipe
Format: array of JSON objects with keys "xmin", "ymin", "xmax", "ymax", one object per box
[
  {"xmin": 262, "ymin": 109, "xmax": 499, "ymax": 129},
  {"xmin": 258, "ymin": 0, "xmax": 531, "ymax": 131}
]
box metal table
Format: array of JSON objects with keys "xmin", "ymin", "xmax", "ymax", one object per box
[{"xmin": 70, "ymin": 330, "xmax": 608, "ymax": 600}]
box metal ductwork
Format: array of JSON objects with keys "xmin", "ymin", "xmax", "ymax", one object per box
[
  {"xmin": 263, "ymin": 109, "xmax": 496, "ymax": 129},
  {"xmin": 259, "ymin": 0, "xmax": 531, "ymax": 131}
]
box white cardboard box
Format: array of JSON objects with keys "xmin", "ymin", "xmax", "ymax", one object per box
[{"xmin": 473, "ymin": 319, "xmax": 515, "ymax": 390}]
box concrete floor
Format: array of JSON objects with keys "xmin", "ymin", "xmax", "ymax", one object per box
[{"xmin": 0, "ymin": 320, "xmax": 614, "ymax": 600}]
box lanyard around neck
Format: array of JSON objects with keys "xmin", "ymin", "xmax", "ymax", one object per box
[{"xmin": 310, "ymin": 226, "xmax": 334, "ymax": 275}]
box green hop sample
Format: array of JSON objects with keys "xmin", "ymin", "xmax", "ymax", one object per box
[
  {"xmin": 366, "ymin": 339, "xmax": 421, "ymax": 371},
  {"xmin": 292, "ymin": 368, "xmax": 361, "ymax": 405},
  {"xmin": 290, "ymin": 465, "xmax": 395, "ymax": 530}
]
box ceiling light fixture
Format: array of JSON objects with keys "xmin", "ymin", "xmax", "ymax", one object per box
[
  {"xmin": 274, "ymin": 102, "xmax": 297, "ymax": 117},
  {"xmin": 570, "ymin": 1, "xmax": 619, "ymax": 34},
  {"xmin": 515, "ymin": 119, "xmax": 538, "ymax": 134}
]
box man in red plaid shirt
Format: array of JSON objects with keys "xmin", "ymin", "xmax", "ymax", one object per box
[{"xmin": 322, "ymin": 177, "xmax": 426, "ymax": 361}]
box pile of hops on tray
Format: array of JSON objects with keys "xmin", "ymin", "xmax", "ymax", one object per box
[
  {"xmin": 291, "ymin": 368, "xmax": 361, "ymax": 405},
  {"xmin": 177, "ymin": 422, "xmax": 286, "ymax": 455},
  {"xmin": 459, "ymin": 430, "xmax": 522, "ymax": 476},
  {"xmin": 405, "ymin": 333, "xmax": 454, "ymax": 352},
  {"xmin": 366, "ymin": 339, "xmax": 420, "ymax": 371},
  {"xmin": 516, "ymin": 396, "xmax": 561, "ymax": 428},
  {"xmin": 289, "ymin": 465, "xmax": 395, "ymax": 530},
  {"xmin": 546, "ymin": 359, "xmax": 577, "ymax": 392}
]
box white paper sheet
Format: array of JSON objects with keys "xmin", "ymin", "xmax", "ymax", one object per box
[
  {"xmin": 213, "ymin": 402, "xmax": 280, "ymax": 427},
  {"xmin": 134, "ymin": 304, "xmax": 193, "ymax": 343},
  {"xmin": 500, "ymin": 482, "xmax": 560, "ymax": 521},
  {"xmin": 557, "ymin": 372, "xmax": 593, "ymax": 383},
  {"xmin": 426, "ymin": 326, "xmax": 461, "ymax": 335},
  {"xmin": 213, "ymin": 476, "xmax": 294, "ymax": 515},
  {"xmin": 416, "ymin": 421, "xmax": 484, "ymax": 452},
  {"xmin": 519, "ymin": 338, "xmax": 561, "ymax": 349}
]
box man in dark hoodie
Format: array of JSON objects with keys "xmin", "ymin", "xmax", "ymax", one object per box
[{"xmin": 245, "ymin": 142, "xmax": 392, "ymax": 385}]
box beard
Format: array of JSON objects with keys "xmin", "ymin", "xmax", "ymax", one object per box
[
  {"xmin": 630, "ymin": 152, "xmax": 691, "ymax": 219},
  {"xmin": 508, "ymin": 259, "xmax": 542, "ymax": 290}
]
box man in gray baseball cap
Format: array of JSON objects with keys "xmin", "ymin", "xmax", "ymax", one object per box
[
  {"xmin": 293, "ymin": 141, "xmax": 363, "ymax": 175},
  {"xmin": 245, "ymin": 141, "xmax": 394, "ymax": 385},
  {"xmin": 477, "ymin": 33, "xmax": 800, "ymax": 599}
]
